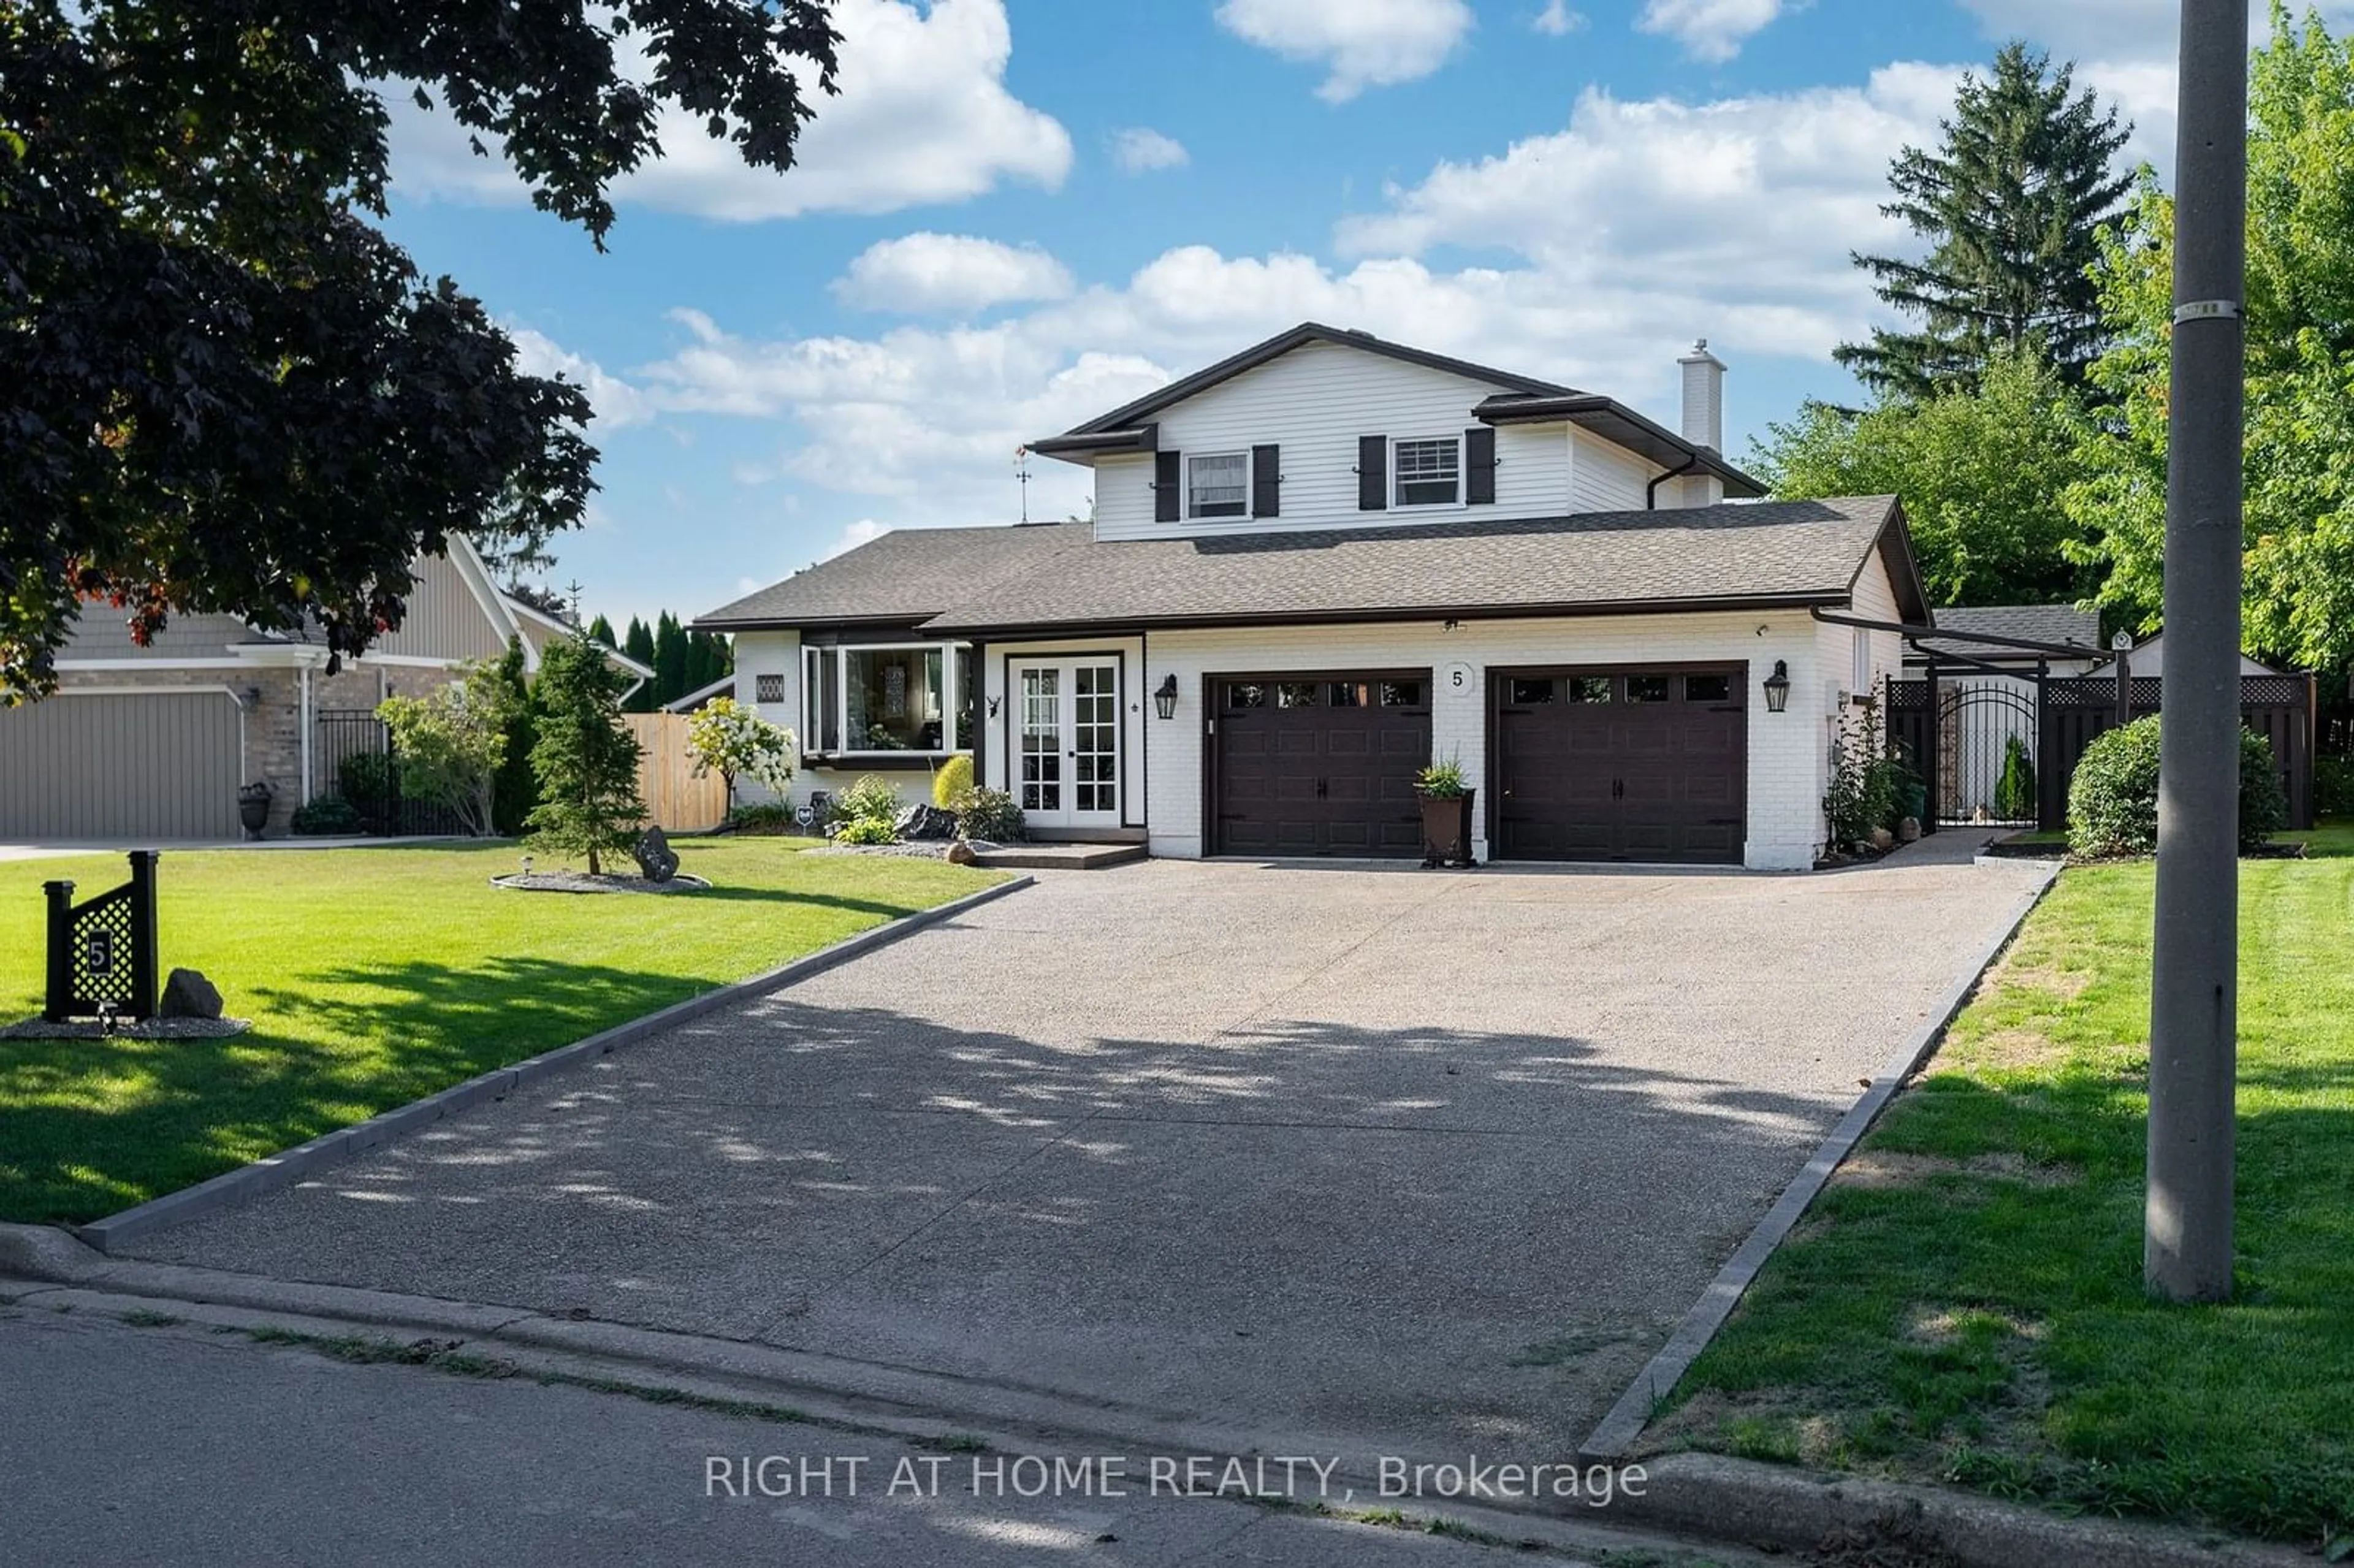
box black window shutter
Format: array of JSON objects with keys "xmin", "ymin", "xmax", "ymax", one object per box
[
  {"xmin": 1251, "ymin": 444, "xmax": 1281, "ymax": 517},
  {"xmin": 1466, "ymin": 427, "xmax": 1497, "ymax": 505},
  {"xmin": 1154, "ymin": 449, "xmax": 1182, "ymax": 523},
  {"xmin": 1357, "ymin": 435, "xmax": 1387, "ymax": 511}
]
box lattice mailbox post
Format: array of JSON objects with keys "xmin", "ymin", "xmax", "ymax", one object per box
[{"xmin": 43, "ymin": 851, "xmax": 161, "ymax": 1024}]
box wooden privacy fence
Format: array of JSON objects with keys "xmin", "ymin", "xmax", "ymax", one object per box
[{"xmin": 624, "ymin": 714, "xmax": 729, "ymax": 831}]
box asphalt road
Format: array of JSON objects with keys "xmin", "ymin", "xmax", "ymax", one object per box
[{"xmin": 0, "ymin": 1305, "xmax": 1708, "ymax": 1568}]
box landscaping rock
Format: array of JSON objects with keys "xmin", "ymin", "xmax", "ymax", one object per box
[
  {"xmin": 1870, "ymin": 826, "xmax": 1895, "ymax": 851},
  {"xmin": 946, "ymin": 840, "xmax": 977, "ymax": 866},
  {"xmin": 634, "ymin": 826, "xmax": 679, "ymax": 883},
  {"xmin": 1897, "ymin": 816, "xmax": 1922, "ymax": 843},
  {"xmin": 159, "ymin": 968, "xmax": 224, "ymax": 1021},
  {"xmin": 894, "ymin": 803, "xmax": 959, "ymax": 840}
]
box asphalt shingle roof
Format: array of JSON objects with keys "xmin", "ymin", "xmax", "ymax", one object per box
[
  {"xmin": 922, "ymin": 498, "xmax": 1906, "ymax": 633},
  {"xmin": 1916, "ymin": 603, "xmax": 2101, "ymax": 658},
  {"xmin": 694, "ymin": 521, "xmax": 1092, "ymax": 628}
]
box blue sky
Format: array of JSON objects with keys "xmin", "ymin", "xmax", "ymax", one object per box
[{"xmin": 375, "ymin": 0, "xmax": 2228, "ymax": 630}]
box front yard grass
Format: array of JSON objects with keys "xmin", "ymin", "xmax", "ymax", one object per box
[
  {"xmin": 1661, "ymin": 822, "xmax": 2354, "ymax": 1550},
  {"xmin": 0, "ymin": 839, "xmax": 1003, "ymax": 1225}
]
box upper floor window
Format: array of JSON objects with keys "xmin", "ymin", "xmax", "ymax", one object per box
[
  {"xmin": 1189, "ymin": 452, "xmax": 1248, "ymax": 519},
  {"xmin": 1394, "ymin": 438, "xmax": 1460, "ymax": 507}
]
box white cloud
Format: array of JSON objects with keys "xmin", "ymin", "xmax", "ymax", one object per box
[
  {"xmin": 508, "ymin": 325, "xmax": 655, "ymax": 430},
  {"xmin": 834, "ymin": 234, "xmax": 1075, "ymax": 314},
  {"xmin": 1214, "ymin": 0, "xmax": 1475, "ymax": 102},
  {"xmin": 1636, "ymin": 0, "xmax": 1788, "ymax": 64},
  {"xmin": 825, "ymin": 520, "xmax": 893, "ymax": 560},
  {"xmin": 389, "ymin": 0, "xmax": 1069, "ymax": 222},
  {"xmin": 1109, "ymin": 127, "xmax": 1190, "ymax": 173},
  {"xmin": 1532, "ymin": 1, "xmax": 1587, "ymax": 37}
]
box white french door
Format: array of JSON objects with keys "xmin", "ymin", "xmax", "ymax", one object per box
[{"xmin": 1013, "ymin": 659, "xmax": 1122, "ymax": 831}]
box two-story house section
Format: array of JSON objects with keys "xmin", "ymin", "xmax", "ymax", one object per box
[{"xmin": 698, "ymin": 323, "xmax": 1927, "ymax": 870}]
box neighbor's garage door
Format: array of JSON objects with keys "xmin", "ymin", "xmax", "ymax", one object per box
[
  {"xmin": 1213, "ymin": 673, "xmax": 1430, "ymax": 856},
  {"xmin": 1493, "ymin": 667, "xmax": 1745, "ymax": 864},
  {"xmin": 0, "ymin": 690, "xmax": 242, "ymax": 839}
]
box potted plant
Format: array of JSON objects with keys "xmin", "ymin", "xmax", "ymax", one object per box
[
  {"xmin": 236, "ymin": 781, "xmax": 273, "ymax": 840},
  {"xmin": 1414, "ymin": 756, "xmax": 1476, "ymax": 869}
]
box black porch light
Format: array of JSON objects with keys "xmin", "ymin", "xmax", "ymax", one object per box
[
  {"xmin": 1153, "ymin": 673, "xmax": 1179, "ymax": 720},
  {"xmin": 1762, "ymin": 659, "xmax": 1791, "ymax": 714}
]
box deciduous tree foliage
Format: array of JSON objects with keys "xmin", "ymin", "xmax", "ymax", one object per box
[
  {"xmin": 0, "ymin": 0, "xmax": 839, "ymax": 697},
  {"xmin": 1837, "ymin": 44, "xmax": 2132, "ymax": 397},
  {"xmin": 2065, "ymin": 5, "xmax": 2354, "ymax": 672},
  {"xmin": 1753, "ymin": 349, "xmax": 2095, "ymax": 608}
]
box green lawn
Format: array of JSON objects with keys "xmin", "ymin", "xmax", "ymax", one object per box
[
  {"xmin": 0, "ymin": 839, "xmax": 1002, "ymax": 1225},
  {"xmin": 1663, "ymin": 823, "xmax": 2354, "ymax": 1550}
]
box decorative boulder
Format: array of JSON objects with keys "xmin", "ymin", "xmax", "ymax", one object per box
[
  {"xmin": 1897, "ymin": 816, "xmax": 1922, "ymax": 844},
  {"xmin": 634, "ymin": 826, "xmax": 680, "ymax": 883},
  {"xmin": 946, "ymin": 840, "xmax": 977, "ymax": 866},
  {"xmin": 159, "ymin": 968, "xmax": 224, "ymax": 1021},
  {"xmin": 1870, "ymin": 826, "xmax": 1896, "ymax": 851},
  {"xmin": 894, "ymin": 803, "xmax": 960, "ymax": 841}
]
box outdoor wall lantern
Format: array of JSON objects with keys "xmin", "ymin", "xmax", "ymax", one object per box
[
  {"xmin": 1762, "ymin": 660, "xmax": 1791, "ymax": 714},
  {"xmin": 1153, "ymin": 674, "xmax": 1180, "ymax": 720}
]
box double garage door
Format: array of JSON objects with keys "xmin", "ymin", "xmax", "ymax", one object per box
[
  {"xmin": 0, "ymin": 690, "xmax": 242, "ymax": 840},
  {"xmin": 1208, "ymin": 664, "xmax": 1745, "ymax": 864}
]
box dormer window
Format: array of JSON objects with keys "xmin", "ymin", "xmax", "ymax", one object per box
[
  {"xmin": 1188, "ymin": 452, "xmax": 1249, "ymax": 519},
  {"xmin": 1394, "ymin": 438, "xmax": 1461, "ymax": 507}
]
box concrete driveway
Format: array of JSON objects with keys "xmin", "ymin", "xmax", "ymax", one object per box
[{"xmin": 128, "ymin": 851, "xmax": 2048, "ymax": 1465}]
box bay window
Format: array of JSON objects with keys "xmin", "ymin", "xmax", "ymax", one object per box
[{"xmin": 801, "ymin": 642, "xmax": 973, "ymax": 756}]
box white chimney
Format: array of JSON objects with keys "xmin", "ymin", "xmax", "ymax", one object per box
[{"xmin": 1677, "ymin": 339, "xmax": 1727, "ymax": 508}]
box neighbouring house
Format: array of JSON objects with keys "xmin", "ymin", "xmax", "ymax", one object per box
[
  {"xmin": 696, "ymin": 323, "xmax": 1934, "ymax": 869},
  {"xmin": 0, "ymin": 536, "xmax": 651, "ymax": 840},
  {"xmin": 2089, "ymin": 630, "xmax": 2286, "ymax": 681}
]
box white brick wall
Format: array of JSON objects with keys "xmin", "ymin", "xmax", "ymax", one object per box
[
  {"xmin": 729, "ymin": 631, "xmax": 800, "ymax": 806},
  {"xmin": 1141, "ymin": 611, "xmax": 1829, "ymax": 870}
]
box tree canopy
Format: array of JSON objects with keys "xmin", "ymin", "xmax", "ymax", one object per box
[
  {"xmin": 0, "ymin": 0, "xmax": 838, "ymax": 697},
  {"xmin": 2064, "ymin": 4, "xmax": 2354, "ymax": 672},
  {"xmin": 1837, "ymin": 44, "xmax": 2132, "ymax": 398},
  {"xmin": 1755, "ymin": 349, "xmax": 2094, "ymax": 609}
]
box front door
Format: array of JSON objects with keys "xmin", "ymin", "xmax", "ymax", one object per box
[{"xmin": 1013, "ymin": 659, "xmax": 1122, "ymax": 831}]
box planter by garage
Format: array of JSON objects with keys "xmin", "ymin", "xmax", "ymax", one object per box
[{"xmin": 1418, "ymin": 788, "xmax": 1476, "ymax": 868}]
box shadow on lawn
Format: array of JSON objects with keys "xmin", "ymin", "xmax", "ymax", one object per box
[{"xmin": 0, "ymin": 953, "xmax": 742, "ymax": 1228}]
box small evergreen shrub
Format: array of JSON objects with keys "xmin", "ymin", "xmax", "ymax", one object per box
[
  {"xmin": 2067, "ymin": 715, "xmax": 2287, "ymax": 857},
  {"xmin": 1824, "ymin": 701, "xmax": 1904, "ymax": 848},
  {"xmin": 1994, "ymin": 734, "xmax": 2037, "ymax": 821},
  {"xmin": 932, "ymin": 753, "xmax": 975, "ymax": 809},
  {"xmin": 953, "ymin": 786, "xmax": 1024, "ymax": 843},
  {"xmin": 289, "ymin": 797, "xmax": 365, "ymax": 835}
]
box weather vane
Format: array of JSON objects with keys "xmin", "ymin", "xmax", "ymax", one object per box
[{"xmin": 1015, "ymin": 444, "xmax": 1031, "ymax": 525}]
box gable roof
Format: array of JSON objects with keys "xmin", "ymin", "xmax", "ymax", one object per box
[
  {"xmin": 1051, "ymin": 323, "xmax": 1580, "ymax": 444},
  {"xmin": 694, "ymin": 521, "xmax": 1091, "ymax": 630}
]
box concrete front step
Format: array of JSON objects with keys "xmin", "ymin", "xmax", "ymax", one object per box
[{"xmin": 969, "ymin": 842, "xmax": 1148, "ymax": 870}]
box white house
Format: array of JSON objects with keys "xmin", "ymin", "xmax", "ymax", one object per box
[{"xmin": 696, "ymin": 324, "xmax": 1930, "ymax": 870}]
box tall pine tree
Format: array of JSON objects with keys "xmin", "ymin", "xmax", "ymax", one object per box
[
  {"xmin": 621, "ymin": 617, "xmax": 658, "ymax": 712},
  {"xmin": 1837, "ymin": 45, "xmax": 2133, "ymax": 398},
  {"xmin": 652, "ymin": 612, "xmax": 688, "ymax": 707},
  {"xmin": 585, "ymin": 613, "xmax": 616, "ymax": 649}
]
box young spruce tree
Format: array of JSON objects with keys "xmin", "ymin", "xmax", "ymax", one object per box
[
  {"xmin": 525, "ymin": 633, "xmax": 646, "ymax": 875},
  {"xmin": 1837, "ymin": 44, "xmax": 2133, "ymax": 397}
]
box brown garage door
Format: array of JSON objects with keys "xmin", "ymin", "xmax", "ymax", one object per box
[
  {"xmin": 1213, "ymin": 674, "xmax": 1431, "ymax": 857},
  {"xmin": 0, "ymin": 690, "xmax": 243, "ymax": 839},
  {"xmin": 1492, "ymin": 667, "xmax": 1745, "ymax": 864}
]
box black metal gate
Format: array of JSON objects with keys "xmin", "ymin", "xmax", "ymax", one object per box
[{"xmin": 314, "ymin": 709, "xmax": 465, "ymax": 836}]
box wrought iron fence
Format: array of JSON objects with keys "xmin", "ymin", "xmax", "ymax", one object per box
[{"xmin": 314, "ymin": 709, "xmax": 467, "ymax": 836}]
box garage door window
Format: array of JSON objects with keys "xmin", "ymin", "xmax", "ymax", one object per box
[
  {"xmin": 1230, "ymin": 683, "xmax": 1267, "ymax": 709},
  {"xmin": 1276, "ymin": 682, "xmax": 1322, "ymax": 707},
  {"xmin": 1571, "ymin": 677, "xmax": 1612, "ymax": 703},
  {"xmin": 1507, "ymin": 677, "xmax": 1555, "ymax": 705},
  {"xmin": 1380, "ymin": 681, "xmax": 1423, "ymax": 706},
  {"xmin": 1627, "ymin": 676, "xmax": 1671, "ymax": 703},
  {"xmin": 1687, "ymin": 674, "xmax": 1732, "ymax": 702}
]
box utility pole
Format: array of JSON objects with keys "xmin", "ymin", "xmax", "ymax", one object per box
[{"xmin": 2146, "ymin": 0, "xmax": 2247, "ymax": 1303}]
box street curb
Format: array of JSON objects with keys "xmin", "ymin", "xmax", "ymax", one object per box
[
  {"xmin": 1606, "ymin": 1453, "xmax": 2306, "ymax": 1568},
  {"xmin": 72, "ymin": 874, "xmax": 1033, "ymax": 1254},
  {"xmin": 0, "ymin": 1257, "xmax": 2299, "ymax": 1568},
  {"xmin": 1580, "ymin": 859, "xmax": 2061, "ymax": 1460}
]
